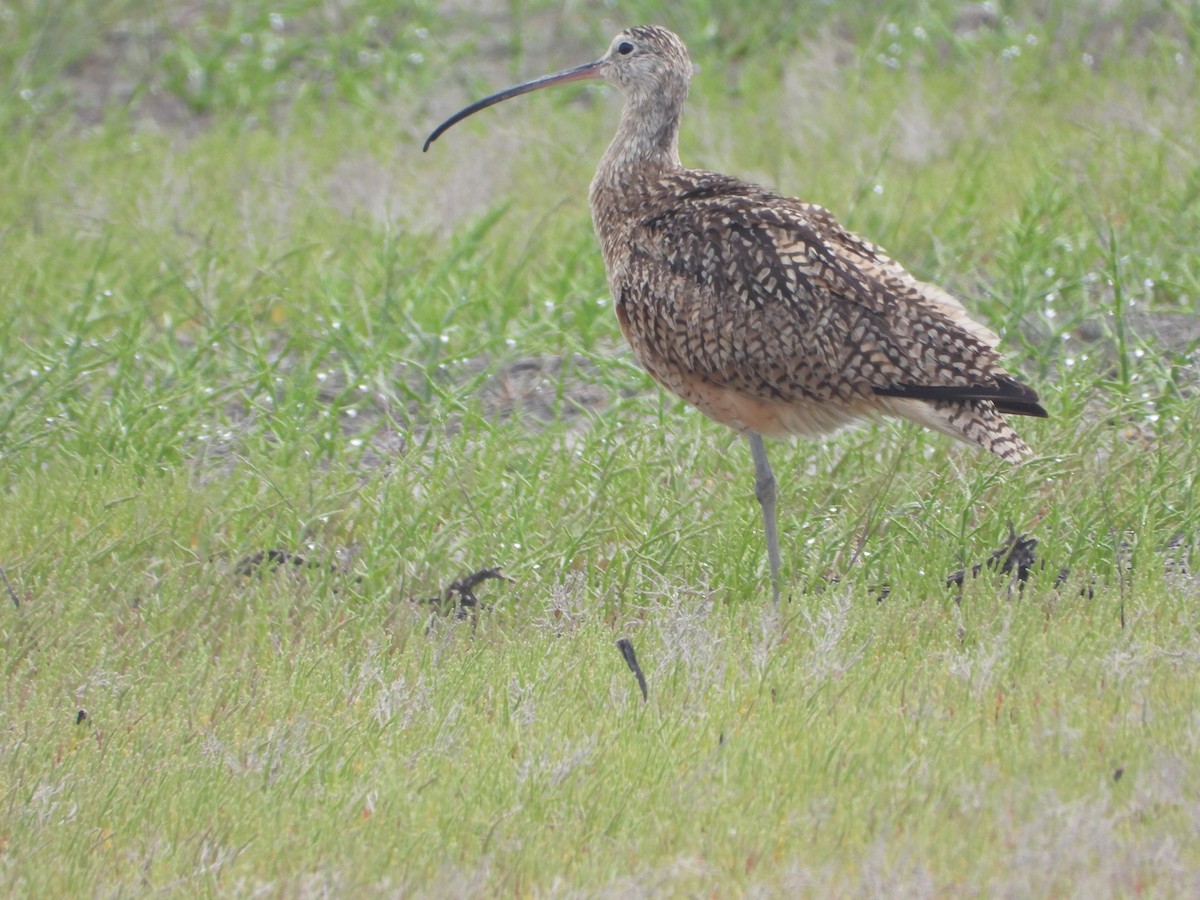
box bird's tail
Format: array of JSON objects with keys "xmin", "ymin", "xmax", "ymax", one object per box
[{"xmin": 878, "ymin": 397, "xmax": 1033, "ymax": 462}]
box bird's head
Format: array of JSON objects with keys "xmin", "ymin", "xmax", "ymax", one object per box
[
  {"xmin": 423, "ymin": 25, "xmax": 692, "ymax": 151},
  {"xmin": 598, "ymin": 26, "xmax": 693, "ymax": 102}
]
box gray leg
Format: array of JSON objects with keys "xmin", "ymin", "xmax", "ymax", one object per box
[{"xmin": 748, "ymin": 433, "xmax": 781, "ymax": 605}]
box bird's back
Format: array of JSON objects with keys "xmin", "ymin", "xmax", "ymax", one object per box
[{"xmin": 591, "ymin": 168, "xmax": 1046, "ymax": 460}]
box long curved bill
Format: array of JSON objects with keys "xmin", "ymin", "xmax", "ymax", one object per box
[{"xmin": 423, "ymin": 58, "xmax": 606, "ymax": 151}]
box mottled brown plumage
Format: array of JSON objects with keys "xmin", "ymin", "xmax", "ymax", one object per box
[{"xmin": 425, "ymin": 25, "xmax": 1047, "ymax": 602}]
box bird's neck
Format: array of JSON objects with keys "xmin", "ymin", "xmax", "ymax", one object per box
[
  {"xmin": 593, "ymin": 88, "xmax": 685, "ymax": 192},
  {"xmin": 590, "ymin": 87, "xmax": 686, "ymax": 268}
]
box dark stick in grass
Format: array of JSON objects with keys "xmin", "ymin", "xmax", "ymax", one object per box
[
  {"xmin": 616, "ymin": 637, "xmax": 648, "ymax": 702},
  {"xmin": 2, "ymin": 567, "xmax": 19, "ymax": 609}
]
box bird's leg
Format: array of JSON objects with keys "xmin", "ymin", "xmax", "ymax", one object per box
[{"xmin": 748, "ymin": 433, "xmax": 781, "ymax": 605}]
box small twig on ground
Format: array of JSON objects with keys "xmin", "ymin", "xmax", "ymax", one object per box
[
  {"xmin": 616, "ymin": 637, "xmax": 648, "ymax": 702},
  {"xmin": 446, "ymin": 567, "xmax": 511, "ymax": 606},
  {"xmin": 1, "ymin": 567, "xmax": 20, "ymax": 609},
  {"xmin": 235, "ymin": 549, "xmax": 311, "ymax": 576},
  {"xmin": 232, "ymin": 549, "xmax": 364, "ymax": 588},
  {"xmin": 423, "ymin": 567, "xmax": 513, "ymax": 619},
  {"xmin": 946, "ymin": 523, "xmax": 1039, "ymax": 597}
]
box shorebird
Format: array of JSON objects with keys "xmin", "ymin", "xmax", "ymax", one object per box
[{"xmin": 424, "ymin": 25, "xmax": 1047, "ymax": 603}]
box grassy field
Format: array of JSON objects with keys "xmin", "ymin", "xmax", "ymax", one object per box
[{"xmin": 3, "ymin": 0, "xmax": 1200, "ymax": 894}]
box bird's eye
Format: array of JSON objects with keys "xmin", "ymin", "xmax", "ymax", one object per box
[{"xmin": 617, "ymin": 41, "xmax": 634, "ymax": 55}]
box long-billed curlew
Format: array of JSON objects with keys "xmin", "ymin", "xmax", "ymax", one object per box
[{"xmin": 424, "ymin": 25, "xmax": 1047, "ymax": 603}]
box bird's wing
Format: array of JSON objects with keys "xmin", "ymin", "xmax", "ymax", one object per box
[
  {"xmin": 623, "ymin": 171, "xmax": 1044, "ymax": 417},
  {"xmin": 797, "ymin": 203, "xmax": 1003, "ymax": 348}
]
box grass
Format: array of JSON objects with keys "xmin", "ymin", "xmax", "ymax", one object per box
[{"xmin": 2, "ymin": 0, "xmax": 1200, "ymax": 894}]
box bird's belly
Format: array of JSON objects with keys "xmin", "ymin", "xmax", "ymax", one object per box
[
  {"xmin": 644, "ymin": 363, "xmax": 873, "ymax": 440},
  {"xmin": 612, "ymin": 290, "xmax": 876, "ymax": 439}
]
